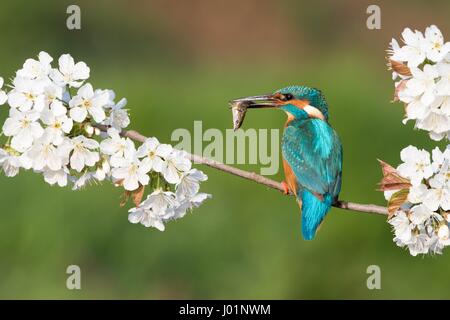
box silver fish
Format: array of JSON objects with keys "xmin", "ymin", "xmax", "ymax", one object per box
[{"xmin": 229, "ymin": 101, "xmax": 250, "ymax": 131}]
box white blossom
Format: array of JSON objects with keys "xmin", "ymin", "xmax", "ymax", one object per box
[
  {"xmin": 161, "ymin": 150, "xmax": 192, "ymax": 184},
  {"xmin": 40, "ymin": 108, "xmax": 73, "ymax": 145},
  {"xmin": 0, "ymin": 77, "xmax": 7, "ymax": 105},
  {"xmin": 407, "ymin": 183, "xmax": 428, "ymax": 204},
  {"xmin": 407, "ymin": 232, "xmax": 430, "ymax": 256},
  {"xmin": 136, "ymin": 137, "xmax": 172, "ymax": 173},
  {"xmin": 0, "ymin": 148, "xmax": 21, "ymax": 177},
  {"xmin": 389, "ymin": 211, "xmax": 413, "ymax": 244},
  {"xmin": 128, "ymin": 189, "xmax": 178, "ymax": 231},
  {"xmin": 17, "ymin": 51, "xmax": 53, "ymax": 80},
  {"xmin": 111, "ymin": 154, "xmax": 151, "ymax": 191},
  {"xmin": 409, "ymin": 204, "xmax": 433, "ymax": 225},
  {"xmin": 431, "ymin": 146, "xmax": 449, "ymax": 172},
  {"xmin": 423, "ymin": 173, "xmax": 450, "ymax": 211},
  {"xmin": 176, "ymin": 168, "xmax": 208, "ymax": 198},
  {"xmin": 0, "ymin": 52, "xmax": 210, "ymax": 233},
  {"xmin": 438, "ymin": 224, "xmax": 450, "ymax": 241},
  {"xmin": 105, "ymin": 97, "xmax": 130, "ymax": 130},
  {"xmin": 422, "ymin": 25, "xmax": 450, "ymax": 63},
  {"xmin": 397, "ymin": 146, "xmax": 433, "ymax": 185},
  {"xmin": 189, "ymin": 192, "xmax": 211, "ymax": 208},
  {"xmin": 416, "ymin": 110, "xmax": 450, "ymax": 135},
  {"xmin": 388, "ymin": 39, "xmax": 407, "ymax": 80},
  {"xmin": 437, "ymin": 96, "xmax": 450, "ymax": 116},
  {"xmin": 69, "ymin": 83, "xmax": 108, "ymax": 123},
  {"xmin": 128, "ymin": 206, "xmax": 165, "ymax": 231},
  {"xmin": 387, "ymin": 143, "xmax": 450, "ymax": 256},
  {"xmin": 69, "ymin": 135, "xmax": 100, "ymax": 172},
  {"xmin": 43, "ymin": 167, "xmax": 69, "ymax": 187},
  {"xmin": 405, "ymin": 65, "xmax": 438, "ymax": 106},
  {"xmin": 174, "ymin": 192, "xmax": 211, "ymax": 219},
  {"xmin": 391, "ymin": 26, "xmax": 450, "ymax": 140},
  {"xmin": 100, "ymin": 128, "xmax": 135, "ymax": 167},
  {"xmin": 94, "ymin": 157, "xmax": 111, "ymax": 181},
  {"xmin": 50, "ymin": 54, "xmax": 89, "ymax": 88},
  {"xmin": 24, "ymin": 132, "xmax": 64, "ymax": 171},
  {"xmin": 43, "ymin": 84, "xmax": 66, "ymax": 116},
  {"xmin": 72, "ymin": 171, "xmax": 97, "ymax": 190},
  {"xmin": 143, "ymin": 189, "xmax": 178, "ymax": 217},
  {"xmin": 2, "ymin": 108, "xmax": 44, "ymax": 152},
  {"xmin": 401, "ymin": 95, "xmax": 429, "ymax": 122},
  {"xmin": 8, "ymin": 77, "xmax": 46, "ymax": 112},
  {"xmin": 395, "ymin": 28, "xmax": 426, "ymax": 68}
]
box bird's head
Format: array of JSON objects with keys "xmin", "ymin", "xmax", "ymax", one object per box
[{"xmin": 231, "ymin": 85, "xmax": 329, "ymax": 122}]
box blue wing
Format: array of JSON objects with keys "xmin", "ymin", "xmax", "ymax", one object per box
[
  {"xmin": 282, "ymin": 119, "xmax": 342, "ymax": 239},
  {"xmin": 282, "ymin": 119, "xmax": 343, "ymax": 199}
]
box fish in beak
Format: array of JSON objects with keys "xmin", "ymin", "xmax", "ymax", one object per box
[{"xmin": 228, "ymin": 94, "xmax": 280, "ymax": 130}]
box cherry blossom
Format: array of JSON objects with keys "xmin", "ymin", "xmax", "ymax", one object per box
[
  {"xmin": 397, "ymin": 146, "xmax": 433, "ymax": 186},
  {"xmin": 50, "ymin": 54, "xmax": 90, "ymax": 88},
  {"xmin": 422, "ymin": 25, "xmax": 450, "ymax": 63},
  {"xmin": 0, "ymin": 77, "xmax": 7, "ymax": 105},
  {"xmin": 69, "ymin": 135, "xmax": 100, "ymax": 172},
  {"xmin": 390, "ymin": 25, "xmax": 450, "ymax": 141},
  {"xmin": 111, "ymin": 155, "xmax": 151, "ymax": 191},
  {"xmin": 69, "ymin": 83, "xmax": 109, "ymax": 123},
  {"xmin": 2, "ymin": 108, "xmax": 43, "ymax": 152},
  {"xmin": 0, "ymin": 51, "xmax": 209, "ymax": 233},
  {"xmin": 161, "ymin": 150, "xmax": 192, "ymax": 184},
  {"xmin": 136, "ymin": 137, "xmax": 172, "ymax": 173},
  {"xmin": 100, "ymin": 128, "xmax": 135, "ymax": 167},
  {"xmin": 385, "ymin": 145, "xmax": 450, "ymax": 256},
  {"xmin": 17, "ymin": 51, "xmax": 53, "ymax": 80}
]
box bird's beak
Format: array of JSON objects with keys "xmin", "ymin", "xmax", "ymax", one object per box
[{"xmin": 229, "ymin": 94, "xmax": 280, "ymax": 109}]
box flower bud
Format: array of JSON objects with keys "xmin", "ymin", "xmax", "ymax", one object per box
[
  {"xmin": 438, "ymin": 224, "xmax": 450, "ymax": 240},
  {"xmin": 388, "ymin": 59, "xmax": 412, "ymax": 77},
  {"xmin": 85, "ymin": 125, "xmax": 94, "ymax": 136}
]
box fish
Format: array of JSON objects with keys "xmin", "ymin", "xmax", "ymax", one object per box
[{"xmin": 229, "ymin": 101, "xmax": 250, "ymax": 131}]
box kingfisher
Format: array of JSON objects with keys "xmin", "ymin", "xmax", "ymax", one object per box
[{"xmin": 231, "ymin": 86, "xmax": 343, "ymax": 240}]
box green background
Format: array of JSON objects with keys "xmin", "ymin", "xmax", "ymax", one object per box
[{"xmin": 0, "ymin": 0, "xmax": 448, "ymax": 299}]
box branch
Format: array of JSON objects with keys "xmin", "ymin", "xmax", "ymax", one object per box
[{"xmin": 101, "ymin": 126, "xmax": 388, "ymax": 216}]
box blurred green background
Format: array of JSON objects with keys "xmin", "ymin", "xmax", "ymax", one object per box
[{"xmin": 0, "ymin": 0, "xmax": 449, "ymax": 299}]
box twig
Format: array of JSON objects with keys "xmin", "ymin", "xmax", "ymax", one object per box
[{"xmin": 98, "ymin": 126, "xmax": 388, "ymax": 216}]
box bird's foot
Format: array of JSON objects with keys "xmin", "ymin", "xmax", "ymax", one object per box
[{"xmin": 281, "ymin": 181, "xmax": 290, "ymax": 195}]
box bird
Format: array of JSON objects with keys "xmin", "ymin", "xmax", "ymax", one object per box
[{"xmin": 230, "ymin": 86, "xmax": 343, "ymax": 240}]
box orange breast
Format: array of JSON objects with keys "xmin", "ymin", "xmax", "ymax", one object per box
[{"xmin": 282, "ymin": 159, "xmax": 298, "ymax": 196}]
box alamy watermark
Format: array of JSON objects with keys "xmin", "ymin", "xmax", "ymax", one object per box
[
  {"xmin": 366, "ymin": 265, "xmax": 381, "ymax": 290},
  {"xmin": 171, "ymin": 121, "xmax": 280, "ymax": 175},
  {"xmin": 366, "ymin": 5, "xmax": 381, "ymax": 30},
  {"xmin": 66, "ymin": 265, "xmax": 81, "ymax": 290},
  {"xmin": 66, "ymin": 5, "xmax": 81, "ymax": 30}
]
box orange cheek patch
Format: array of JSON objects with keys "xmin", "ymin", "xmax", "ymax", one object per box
[
  {"xmin": 281, "ymin": 99, "xmax": 325, "ymax": 121},
  {"xmin": 287, "ymin": 99, "xmax": 310, "ymax": 109}
]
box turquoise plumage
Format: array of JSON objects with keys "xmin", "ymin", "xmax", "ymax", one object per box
[
  {"xmin": 282, "ymin": 115, "xmax": 342, "ymax": 239},
  {"xmin": 278, "ymin": 86, "xmax": 342, "ymax": 240},
  {"xmin": 231, "ymin": 85, "xmax": 343, "ymax": 240}
]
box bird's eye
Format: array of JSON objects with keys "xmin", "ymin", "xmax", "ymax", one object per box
[{"xmin": 283, "ymin": 93, "xmax": 294, "ymax": 101}]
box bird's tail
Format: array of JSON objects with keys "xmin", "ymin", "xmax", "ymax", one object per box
[{"xmin": 300, "ymin": 190, "xmax": 333, "ymax": 240}]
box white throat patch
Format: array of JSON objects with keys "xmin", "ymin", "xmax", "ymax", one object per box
[{"xmin": 303, "ymin": 105, "xmax": 325, "ymax": 120}]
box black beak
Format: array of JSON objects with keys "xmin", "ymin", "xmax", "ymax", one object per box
[{"xmin": 229, "ymin": 94, "xmax": 279, "ymax": 109}]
